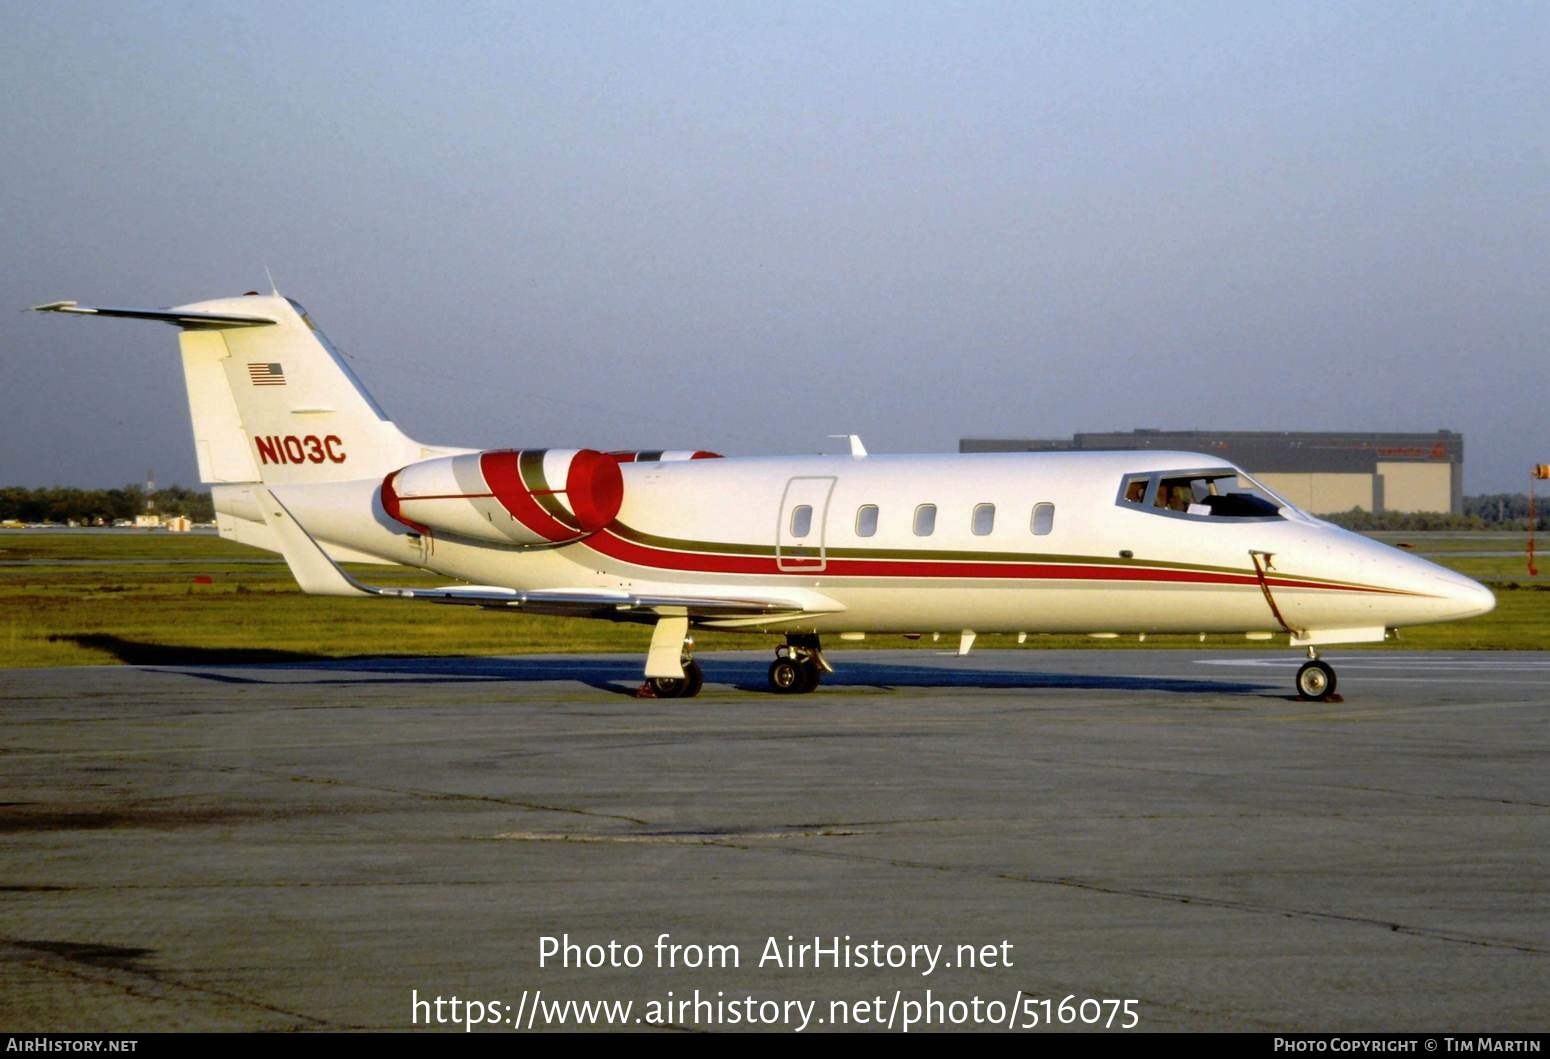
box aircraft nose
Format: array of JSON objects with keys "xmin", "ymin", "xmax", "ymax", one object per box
[{"xmin": 1427, "ymin": 569, "xmax": 1495, "ymax": 621}]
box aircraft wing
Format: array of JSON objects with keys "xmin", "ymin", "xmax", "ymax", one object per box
[
  {"xmin": 256, "ymin": 488, "xmax": 840, "ymax": 622},
  {"xmin": 370, "ymin": 584, "xmax": 828, "ymax": 620}
]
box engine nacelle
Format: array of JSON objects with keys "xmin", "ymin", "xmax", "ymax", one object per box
[
  {"xmin": 606, "ymin": 449, "xmax": 722, "ymax": 463},
  {"xmin": 381, "ymin": 449, "xmax": 624, "ymax": 547}
]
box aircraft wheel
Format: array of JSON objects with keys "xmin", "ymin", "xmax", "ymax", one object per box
[
  {"xmin": 682, "ymin": 659, "xmax": 704, "ymax": 698},
  {"xmin": 797, "ymin": 660, "xmax": 821, "ymax": 693},
  {"xmin": 1296, "ymin": 660, "xmax": 1337, "ymax": 700},
  {"xmin": 649, "ymin": 659, "xmax": 703, "ymax": 699},
  {"xmin": 769, "ymin": 659, "xmax": 804, "ymax": 693}
]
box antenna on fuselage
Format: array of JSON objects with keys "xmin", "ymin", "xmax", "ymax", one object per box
[{"xmin": 828, "ymin": 434, "xmax": 868, "ymax": 458}]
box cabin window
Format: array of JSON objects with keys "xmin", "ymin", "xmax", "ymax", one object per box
[
  {"xmin": 1121, "ymin": 476, "xmax": 1150, "ymax": 504},
  {"xmin": 972, "ymin": 504, "xmax": 995, "ymax": 536},
  {"xmin": 913, "ymin": 504, "xmax": 937, "ymax": 537},
  {"xmin": 789, "ymin": 505, "xmax": 812, "ymax": 538},
  {"xmin": 1031, "ymin": 502, "xmax": 1055, "ymax": 535},
  {"xmin": 855, "ymin": 504, "xmax": 879, "ymax": 538}
]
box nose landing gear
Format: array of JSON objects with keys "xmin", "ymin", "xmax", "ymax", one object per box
[{"xmin": 1295, "ymin": 648, "xmax": 1338, "ymax": 701}]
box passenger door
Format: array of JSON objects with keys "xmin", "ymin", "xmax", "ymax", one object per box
[{"xmin": 776, "ymin": 477, "xmax": 836, "ymax": 572}]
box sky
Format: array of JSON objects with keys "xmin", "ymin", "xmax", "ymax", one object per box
[{"xmin": 2, "ymin": 1, "xmax": 1546, "ymax": 495}]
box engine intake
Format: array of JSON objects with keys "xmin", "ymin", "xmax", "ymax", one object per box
[{"xmin": 381, "ymin": 448, "xmax": 624, "ymax": 547}]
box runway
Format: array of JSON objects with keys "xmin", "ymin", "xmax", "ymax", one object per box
[{"xmin": 2, "ymin": 650, "xmax": 1546, "ymax": 1032}]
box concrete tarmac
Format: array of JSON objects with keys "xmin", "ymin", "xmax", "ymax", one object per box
[{"xmin": 1, "ymin": 650, "xmax": 1546, "ymax": 1032}]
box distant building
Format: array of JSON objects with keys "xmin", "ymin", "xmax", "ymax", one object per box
[{"xmin": 960, "ymin": 430, "xmax": 1463, "ymax": 515}]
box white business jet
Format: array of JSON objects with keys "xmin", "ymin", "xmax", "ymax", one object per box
[{"xmin": 35, "ymin": 293, "xmax": 1494, "ymax": 700}]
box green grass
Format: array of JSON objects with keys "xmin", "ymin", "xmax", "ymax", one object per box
[
  {"xmin": 0, "ymin": 531, "xmax": 778, "ymax": 668},
  {"xmin": 1363, "ymin": 530, "xmax": 1534, "ymax": 551},
  {"xmin": 2, "ymin": 529, "xmax": 1546, "ymax": 668}
]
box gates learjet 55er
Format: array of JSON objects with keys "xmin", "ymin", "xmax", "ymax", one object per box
[{"xmin": 36, "ymin": 293, "xmax": 1494, "ymax": 700}]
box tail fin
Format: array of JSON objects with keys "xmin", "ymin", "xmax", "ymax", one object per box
[{"xmin": 36, "ymin": 294, "xmax": 429, "ymax": 484}]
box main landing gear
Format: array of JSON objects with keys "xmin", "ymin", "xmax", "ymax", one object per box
[
  {"xmin": 636, "ymin": 630, "xmax": 833, "ymax": 698},
  {"xmin": 1295, "ymin": 648, "xmax": 1338, "ymax": 701},
  {"xmin": 643, "ymin": 656, "xmax": 703, "ymax": 699},
  {"xmin": 636, "ymin": 614, "xmax": 704, "ymax": 698},
  {"xmin": 768, "ymin": 634, "xmax": 829, "ymax": 694}
]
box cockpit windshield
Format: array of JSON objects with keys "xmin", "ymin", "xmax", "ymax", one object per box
[{"xmin": 1117, "ymin": 468, "xmax": 1290, "ymax": 520}]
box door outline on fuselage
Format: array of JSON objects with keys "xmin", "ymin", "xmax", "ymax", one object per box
[{"xmin": 776, "ymin": 476, "xmax": 836, "ymax": 573}]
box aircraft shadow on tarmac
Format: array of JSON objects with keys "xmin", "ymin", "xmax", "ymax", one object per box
[
  {"xmin": 61, "ymin": 634, "xmax": 1277, "ymax": 697},
  {"xmin": 57, "ymin": 633, "xmax": 338, "ymax": 667}
]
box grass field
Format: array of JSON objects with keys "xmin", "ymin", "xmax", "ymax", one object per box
[{"xmin": 2, "ymin": 529, "xmax": 1545, "ymax": 669}]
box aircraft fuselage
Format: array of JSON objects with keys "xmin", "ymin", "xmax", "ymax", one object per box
[{"xmin": 238, "ymin": 449, "xmax": 1491, "ymax": 643}]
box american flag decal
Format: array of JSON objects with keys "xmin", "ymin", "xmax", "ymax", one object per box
[{"xmin": 247, "ymin": 362, "xmax": 286, "ymax": 386}]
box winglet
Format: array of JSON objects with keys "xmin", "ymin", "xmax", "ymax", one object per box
[{"xmin": 256, "ymin": 489, "xmax": 372, "ymax": 597}]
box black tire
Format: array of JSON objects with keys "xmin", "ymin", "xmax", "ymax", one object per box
[
  {"xmin": 647, "ymin": 675, "xmax": 685, "ymax": 698},
  {"xmin": 769, "ymin": 658, "xmax": 803, "ymax": 693},
  {"xmin": 648, "ymin": 659, "xmax": 703, "ymax": 699},
  {"xmin": 647, "ymin": 657, "xmax": 703, "ymax": 700},
  {"xmin": 1296, "ymin": 660, "xmax": 1337, "ymax": 700},
  {"xmin": 682, "ymin": 659, "xmax": 704, "ymax": 698},
  {"xmin": 797, "ymin": 660, "xmax": 821, "ymax": 693}
]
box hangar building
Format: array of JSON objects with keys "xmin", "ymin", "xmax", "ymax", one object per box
[{"xmin": 960, "ymin": 430, "xmax": 1463, "ymax": 515}]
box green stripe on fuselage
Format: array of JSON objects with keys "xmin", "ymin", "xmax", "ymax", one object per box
[{"xmin": 605, "ymin": 518, "xmax": 1373, "ymax": 589}]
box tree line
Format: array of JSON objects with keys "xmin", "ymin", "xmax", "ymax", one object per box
[
  {"xmin": 1320, "ymin": 493, "xmax": 1548, "ymax": 531},
  {"xmin": 0, "ymin": 484, "xmax": 215, "ymax": 524}
]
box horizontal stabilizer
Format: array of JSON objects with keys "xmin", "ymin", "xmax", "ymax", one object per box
[{"xmin": 33, "ymin": 301, "xmax": 276, "ymax": 328}]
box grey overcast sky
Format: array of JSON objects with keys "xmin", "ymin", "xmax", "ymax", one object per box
[{"xmin": 2, "ymin": 1, "xmax": 1545, "ymax": 494}]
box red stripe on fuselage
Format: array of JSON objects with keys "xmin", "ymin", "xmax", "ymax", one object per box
[
  {"xmin": 398, "ymin": 492, "xmax": 495, "ymax": 501},
  {"xmin": 578, "ymin": 527, "xmax": 1399, "ymax": 594}
]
